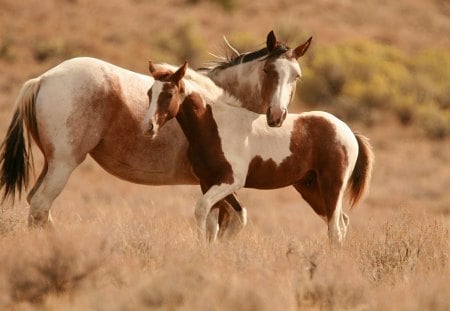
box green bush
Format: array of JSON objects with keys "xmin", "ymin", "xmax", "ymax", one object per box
[
  {"xmin": 226, "ymin": 31, "xmax": 261, "ymax": 54},
  {"xmin": 32, "ymin": 39, "xmax": 79, "ymax": 63},
  {"xmin": 415, "ymin": 104, "xmax": 450, "ymax": 139},
  {"xmin": 153, "ymin": 20, "xmax": 206, "ymax": 68},
  {"xmin": 296, "ymin": 40, "xmax": 450, "ymax": 138},
  {"xmin": 0, "ymin": 37, "xmax": 15, "ymax": 62}
]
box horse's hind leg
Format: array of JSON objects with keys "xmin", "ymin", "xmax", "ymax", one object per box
[
  {"xmin": 293, "ymin": 172, "xmax": 327, "ymax": 222},
  {"xmin": 27, "ymin": 158, "xmax": 79, "ymax": 227},
  {"xmin": 293, "ymin": 171, "xmax": 348, "ymax": 246},
  {"xmin": 325, "ymin": 188, "xmax": 346, "ymax": 246},
  {"xmin": 219, "ymin": 193, "xmax": 247, "ymax": 239}
]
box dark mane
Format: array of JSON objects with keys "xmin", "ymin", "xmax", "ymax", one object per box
[{"xmin": 199, "ymin": 43, "xmax": 290, "ymax": 72}]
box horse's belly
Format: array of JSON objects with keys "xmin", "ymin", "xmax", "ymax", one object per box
[
  {"xmin": 244, "ymin": 156, "xmax": 304, "ymax": 189},
  {"xmin": 90, "ymin": 121, "xmax": 198, "ymax": 185}
]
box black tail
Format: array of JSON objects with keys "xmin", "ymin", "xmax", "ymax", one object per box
[{"xmin": 0, "ymin": 78, "xmax": 41, "ymax": 203}]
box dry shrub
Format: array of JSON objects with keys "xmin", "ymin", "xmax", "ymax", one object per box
[
  {"xmin": 0, "ymin": 208, "xmax": 26, "ymax": 236},
  {"xmin": 284, "ymin": 240, "xmax": 369, "ymax": 310},
  {"xmin": 0, "ymin": 227, "xmax": 109, "ymax": 306},
  {"xmin": 137, "ymin": 264, "xmax": 266, "ymax": 310},
  {"xmin": 355, "ymin": 212, "xmax": 448, "ymax": 285}
]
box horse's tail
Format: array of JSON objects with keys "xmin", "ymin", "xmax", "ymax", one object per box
[
  {"xmin": 348, "ymin": 132, "xmax": 374, "ymax": 208},
  {"xmin": 0, "ymin": 77, "xmax": 41, "ymax": 204}
]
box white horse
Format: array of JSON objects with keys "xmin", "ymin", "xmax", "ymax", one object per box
[
  {"xmin": 145, "ymin": 62, "xmax": 374, "ymax": 245},
  {"xmin": 0, "ymin": 31, "xmax": 312, "ymax": 234}
]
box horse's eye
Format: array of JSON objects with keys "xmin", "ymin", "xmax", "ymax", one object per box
[{"xmin": 263, "ymin": 68, "xmax": 268, "ymax": 74}]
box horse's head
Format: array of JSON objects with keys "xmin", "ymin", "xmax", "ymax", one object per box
[
  {"xmin": 205, "ymin": 30, "xmax": 312, "ymax": 128},
  {"xmin": 262, "ymin": 31, "xmax": 312, "ymax": 127},
  {"xmin": 144, "ymin": 61, "xmax": 188, "ymax": 138}
]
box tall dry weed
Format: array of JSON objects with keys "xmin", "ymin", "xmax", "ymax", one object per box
[{"xmin": 354, "ymin": 211, "xmax": 448, "ymax": 285}]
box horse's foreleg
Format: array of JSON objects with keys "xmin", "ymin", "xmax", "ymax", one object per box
[
  {"xmin": 27, "ymin": 159, "xmax": 78, "ymax": 227},
  {"xmin": 206, "ymin": 207, "xmax": 220, "ymax": 242},
  {"xmin": 195, "ymin": 182, "xmax": 243, "ymax": 242}
]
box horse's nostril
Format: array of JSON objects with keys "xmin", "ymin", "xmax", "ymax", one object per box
[
  {"xmin": 147, "ymin": 122, "xmax": 154, "ymax": 135},
  {"xmin": 282, "ymin": 108, "xmax": 287, "ymax": 121}
]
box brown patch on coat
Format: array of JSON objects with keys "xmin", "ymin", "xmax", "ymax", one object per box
[
  {"xmin": 245, "ymin": 115, "xmax": 349, "ymax": 219},
  {"xmin": 65, "ymin": 74, "xmax": 119, "ymax": 164},
  {"xmin": 260, "ymin": 60, "xmax": 280, "ymax": 109},
  {"xmin": 154, "ymin": 83, "xmax": 183, "ymax": 130},
  {"xmin": 234, "ymin": 82, "xmax": 265, "ymax": 113},
  {"xmin": 175, "ymin": 93, "xmax": 234, "ymax": 188},
  {"xmin": 215, "ymin": 72, "xmax": 267, "ymax": 114}
]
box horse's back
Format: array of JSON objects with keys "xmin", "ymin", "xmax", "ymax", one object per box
[{"xmin": 40, "ymin": 57, "xmax": 151, "ymax": 92}]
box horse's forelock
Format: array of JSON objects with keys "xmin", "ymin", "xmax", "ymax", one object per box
[{"xmin": 152, "ymin": 70, "xmax": 173, "ymax": 81}]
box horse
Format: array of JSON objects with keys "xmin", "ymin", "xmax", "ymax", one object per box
[
  {"xmin": 145, "ymin": 62, "xmax": 374, "ymax": 245},
  {"xmin": 201, "ymin": 30, "xmax": 312, "ymax": 127},
  {"xmin": 0, "ymin": 31, "xmax": 312, "ymax": 235}
]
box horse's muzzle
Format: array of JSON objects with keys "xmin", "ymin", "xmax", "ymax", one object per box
[{"xmin": 266, "ymin": 107, "xmax": 287, "ymax": 127}]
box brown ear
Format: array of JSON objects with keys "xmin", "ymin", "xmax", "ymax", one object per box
[
  {"xmin": 266, "ymin": 30, "xmax": 277, "ymax": 52},
  {"xmin": 171, "ymin": 61, "xmax": 188, "ymax": 84},
  {"xmin": 293, "ymin": 37, "xmax": 312, "ymax": 59},
  {"xmin": 149, "ymin": 60, "xmax": 157, "ymax": 74}
]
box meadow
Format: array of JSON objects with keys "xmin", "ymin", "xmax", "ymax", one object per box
[{"xmin": 0, "ymin": 0, "xmax": 449, "ymax": 309}]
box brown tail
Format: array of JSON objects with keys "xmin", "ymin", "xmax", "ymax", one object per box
[
  {"xmin": 0, "ymin": 78, "xmax": 41, "ymax": 203},
  {"xmin": 348, "ymin": 132, "xmax": 374, "ymax": 208}
]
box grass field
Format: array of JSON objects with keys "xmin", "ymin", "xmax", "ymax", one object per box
[{"xmin": 0, "ymin": 0, "xmax": 449, "ymax": 309}]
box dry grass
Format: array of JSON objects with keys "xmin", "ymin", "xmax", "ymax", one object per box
[
  {"xmin": 0, "ymin": 198, "xmax": 448, "ymax": 310},
  {"xmin": 1, "ymin": 0, "xmax": 449, "ymax": 309}
]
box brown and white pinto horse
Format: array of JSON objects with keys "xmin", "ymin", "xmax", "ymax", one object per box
[
  {"xmin": 0, "ymin": 31, "xmax": 311, "ymax": 233},
  {"xmin": 145, "ymin": 63, "xmax": 374, "ymax": 245}
]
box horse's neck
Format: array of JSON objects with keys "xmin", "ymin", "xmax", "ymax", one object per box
[
  {"xmin": 208, "ymin": 62, "xmax": 266, "ymax": 114},
  {"xmin": 175, "ymin": 93, "xmax": 225, "ymax": 159}
]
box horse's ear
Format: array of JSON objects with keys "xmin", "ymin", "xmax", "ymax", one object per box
[
  {"xmin": 149, "ymin": 60, "xmax": 157, "ymax": 75},
  {"xmin": 293, "ymin": 37, "xmax": 312, "ymax": 59},
  {"xmin": 171, "ymin": 61, "xmax": 188, "ymax": 84},
  {"xmin": 266, "ymin": 30, "xmax": 277, "ymax": 52}
]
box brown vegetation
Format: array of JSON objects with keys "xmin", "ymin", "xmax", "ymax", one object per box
[{"xmin": 0, "ymin": 0, "xmax": 449, "ymax": 309}]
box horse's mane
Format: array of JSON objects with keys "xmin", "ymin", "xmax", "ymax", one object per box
[
  {"xmin": 155, "ymin": 63, "xmax": 260, "ymax": 109},
  {"xmin": 198, "ymin": 40, "xmax": 290, "ymax": 73},
  {"xmin": 156, "ymin": 63, "xmax": 220, "ymax": 95}
]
